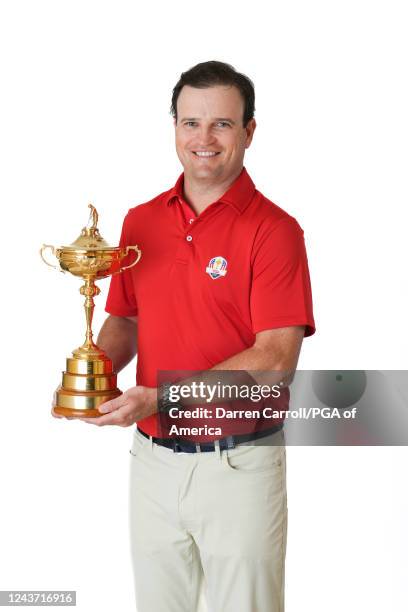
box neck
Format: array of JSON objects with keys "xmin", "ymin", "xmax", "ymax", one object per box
[{"xmin": 183, "ymin": 168, "xmax": 243, "ymax": 215}]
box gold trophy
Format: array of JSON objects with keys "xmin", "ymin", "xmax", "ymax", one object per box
[{"xmin": 40, "ymin": 204, "xmax": 141, "ymax": 417}]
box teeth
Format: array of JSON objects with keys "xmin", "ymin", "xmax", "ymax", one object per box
[{"xmin": 194, "ymin": 151, "xmax": 218, "ymax": 157}]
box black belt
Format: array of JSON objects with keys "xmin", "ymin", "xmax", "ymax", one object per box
[{"xmin": 137, "ymin": 424, "xmax": 283, "ymax": 453}]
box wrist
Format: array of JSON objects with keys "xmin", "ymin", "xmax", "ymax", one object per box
[
  {"xmin": 158, "ymin": 382, "xmax": 183, "ymax": 414},
  {"xmin": 144, "ymin": 387, "xmax": 158, "ymax": 414}
]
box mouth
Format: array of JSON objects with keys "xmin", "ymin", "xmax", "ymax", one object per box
[{"xmin": 192, "ymin": 151, "xmax": 221, "ymax": 158}]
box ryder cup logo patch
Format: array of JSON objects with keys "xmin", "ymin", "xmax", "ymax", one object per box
[{"xmin": 206, "ymin": 256, "xmax": 228, "ymax": 280}]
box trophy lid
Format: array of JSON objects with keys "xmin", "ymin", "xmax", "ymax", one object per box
[{"xmin": 64, "ymin": 204, "xmax": 113, "ymax": 250}]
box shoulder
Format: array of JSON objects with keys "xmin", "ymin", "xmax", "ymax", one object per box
[
  {"xmin": 249, "ymin": 189, "xmax": 304, "ymax": 238},
  {"xmin": 244, "ymin": 189, "xmax": 309, "ymax": 267}
]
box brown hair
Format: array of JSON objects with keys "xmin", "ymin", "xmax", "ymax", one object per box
[{"xmin": 170, "ymin": 60, "xmax": 255, "ymax": 127}]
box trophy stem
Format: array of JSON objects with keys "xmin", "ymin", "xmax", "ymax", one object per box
[{"xmin": 80, "ymin": 277, "xmax": 100, "ymax": 352}]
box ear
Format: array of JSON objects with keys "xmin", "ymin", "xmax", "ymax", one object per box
[{"xmin": 245, "ymin": 118, "xmax": 256, "ymax": 148}]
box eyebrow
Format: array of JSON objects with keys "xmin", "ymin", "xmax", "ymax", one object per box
[{"xmin": 180, "ymin": 117, "xmax": 236, "ymax": 125}]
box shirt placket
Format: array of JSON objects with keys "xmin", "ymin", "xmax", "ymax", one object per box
[
  {"xmin": 173, "ymin": 197, "xmax": 222, "ymax": 265},
  {"xmin": 174, "ymin": 198, "xmax": 198, "ymax": 265}
]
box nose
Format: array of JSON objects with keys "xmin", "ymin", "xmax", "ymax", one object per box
[{"xmin": 196, "ymin": 125, "xmax": 216, "ymax": 146}]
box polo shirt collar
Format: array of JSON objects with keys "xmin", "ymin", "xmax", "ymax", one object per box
[{"xmin": 166, "ymin": 166, "xmax": 256, "ymax": 215}]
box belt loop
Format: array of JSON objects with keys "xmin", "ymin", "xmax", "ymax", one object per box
[
  {"xmin": 226, "ymin": 435, "xmax": 235, "ymax": 450},
  {"xmin": 195, "ymin": 443, "xmax": 202, "ymax": 453},
  {"xmin": 214, "ymin": 439, "xmax": 221, "ymax": 460},
  {"xmin": 149, "ymin": 435, "xmax": 153, "ymax": 451}
]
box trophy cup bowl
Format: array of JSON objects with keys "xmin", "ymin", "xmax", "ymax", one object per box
[{"xmin": 40, "ymin": 204, "xmax": 141, "ymax": 418}]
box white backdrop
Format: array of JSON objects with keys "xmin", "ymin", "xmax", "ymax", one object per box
[{"xmin": 0, "ymin": 1, "xmax": 407, "ymax": 610}]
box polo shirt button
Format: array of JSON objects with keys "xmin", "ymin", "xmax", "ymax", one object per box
[
  {"xmin": 189, "ymin": 219, "xmax": 194, "ymax": 224},
  {"xmin": 186, "ymin": 235, "xmax": 193, "ymax": 242}
]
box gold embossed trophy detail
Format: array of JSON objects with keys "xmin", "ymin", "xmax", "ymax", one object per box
[{"xmin": 40, "ymin": 204, "xmax": 141, "ymax": 417}]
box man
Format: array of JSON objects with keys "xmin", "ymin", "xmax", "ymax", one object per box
[{"xmin": 56, "ymin": 61, "xmax": 315, "ymax": 611}]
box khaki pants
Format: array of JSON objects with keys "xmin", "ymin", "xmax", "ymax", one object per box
[{"xmin": 129, "ymin": 428, "xmax": 288, "ymax": 612}]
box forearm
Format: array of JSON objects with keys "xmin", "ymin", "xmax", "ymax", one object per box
[
  {"xmin": 172, "ymin": 354, "xmax": 288, "ymax": 407},
  {"xmin": 210, "ymin": 329, "xmax": 303, "ymax": 386},
  {"xmin": 212, "ymin": 344, "xmax": 290, "ymax": 373},
  {"xmin": 97, "ymin": 315, "xmax": 137, "ymax": 373},
  {"xmin": 163, "ymin": 326, "xmax": 305, "ymax": 406}
]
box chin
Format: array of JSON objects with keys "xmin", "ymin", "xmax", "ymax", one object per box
[{"xmin": 194, "ymin": 164, "xmax": 225, "ymax": 179}]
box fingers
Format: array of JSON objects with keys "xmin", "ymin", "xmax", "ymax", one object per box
[
  {"xmin": 51, "ymin": 400, "xmax": 125, "ymax": 424},
  {"xmin": 79, "ymin": 402, "xmax": 134, "ymax": 427},
  {"xmin": 97, "ymin": 394, "xmax": 125, "ymax": 414},
  {"xmin": 79, "ymin": 412, "xmax": 123, "ymax": 426}
]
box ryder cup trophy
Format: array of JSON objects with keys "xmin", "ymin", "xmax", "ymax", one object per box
[{"xmin": 40, "ymin": 204, "xmax": 141, "ymax": 417}]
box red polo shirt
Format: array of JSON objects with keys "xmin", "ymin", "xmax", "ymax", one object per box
[{"xmin": 105, "ymin": 166, "xmax": 315, "ymax": 436}]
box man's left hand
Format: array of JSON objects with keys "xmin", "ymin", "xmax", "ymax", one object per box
[{"xmin": 79, "ymin": 386, "xmax": 157, "ymax": 427}]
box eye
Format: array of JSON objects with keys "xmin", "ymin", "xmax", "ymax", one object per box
[
  {"xmin": 184, "ymin": 121, "xmax": 197, "ymax": 127},
  {"xmin": 215, "ymin": 121, "xmax": 230, "ymax": 128}
]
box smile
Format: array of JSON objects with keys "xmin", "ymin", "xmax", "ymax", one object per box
[{"xmin": 193, "ymin": 151, "xmax": 220, "ymax": 157}]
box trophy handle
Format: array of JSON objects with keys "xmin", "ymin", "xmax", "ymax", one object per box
[
  {"xmin": 40, "ymin": 244, "xmax": 61, "ymax": 270},
  {"xmin": 120, "ymin": 245, "xmax": 142, "ymax": 271}
]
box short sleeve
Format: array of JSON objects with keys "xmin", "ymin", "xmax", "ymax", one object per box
[
  {"xmin": 105, "ymin": 214, "xmax": 138, "ymax": 317},
  {"xmin": 250, "ymin": 216, "xmax": 315, "ymax": 337}
]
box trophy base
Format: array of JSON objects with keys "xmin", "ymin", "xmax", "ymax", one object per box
[
  {"xmin": 52, "ymin": 346, "xmax": 122, "ymax": 418},
  {"xmin": 54, "ymin": 407, "xmax": 109, "ymax": 418},
  {"xmin": 53, "ymin": 387, "xmax": 122, "ymax": 418}
]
